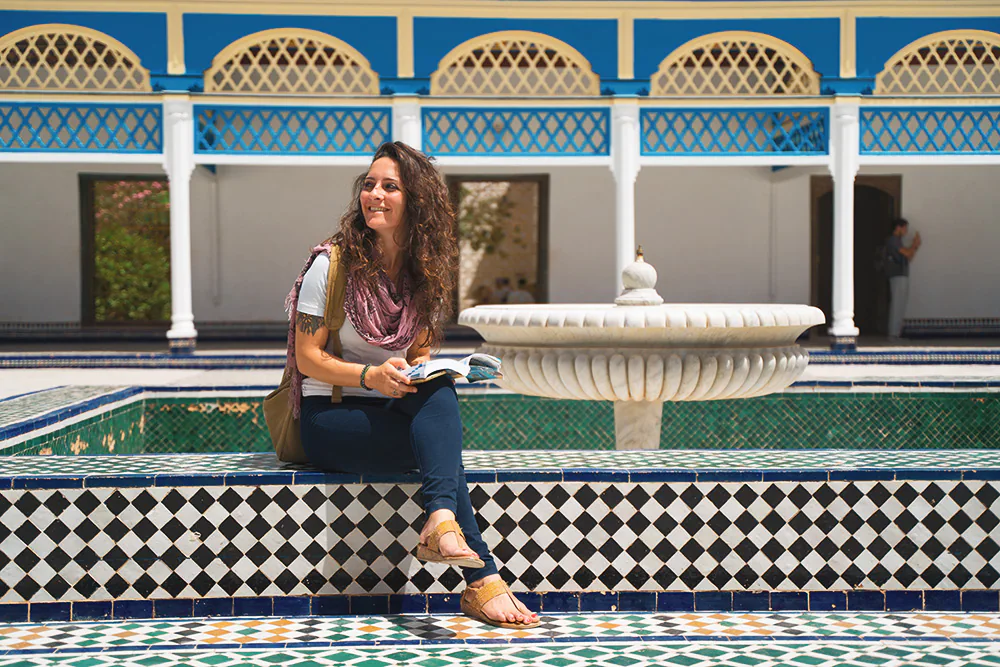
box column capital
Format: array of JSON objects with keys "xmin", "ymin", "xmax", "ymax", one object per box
[
  {"xmin": 612, "ymin": 99, "xmax": 640, "ymax": 123},
  {"xmin": 162, "ymin": 96, "xmax": 195, "ymax": 182},
  {"xmin": 611, "ymin": 99, "xmax": 640, "ymax": 182},
  {"xmin": 828, "ymin": 99, "xmax": 860, "ymax": 181},
  {"xmin": 392, "ymin": 96, "xmax": 422, "ymax": 150},
  {"xmin": 163, "ymin": 94, "xmax": 193, "ymax": 120}
]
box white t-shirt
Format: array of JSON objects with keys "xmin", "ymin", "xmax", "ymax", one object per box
[{"xmin": 296, "ymin": 253, "xmax": 409, "ymax": 398}]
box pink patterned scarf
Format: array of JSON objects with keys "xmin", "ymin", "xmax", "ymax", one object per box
[{"xmin": 344, "ymin": 267, "xmax": 421, "ymax": 350}]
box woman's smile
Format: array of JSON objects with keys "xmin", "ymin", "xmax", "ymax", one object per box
[{"xmin": 361, "ymin": 157, "xmax": 405, "ymax": 232}]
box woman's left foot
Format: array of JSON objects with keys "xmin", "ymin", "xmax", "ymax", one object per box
[{"xmin": 464, "ymin": 575, "xmax": 539, "ymax": 627}]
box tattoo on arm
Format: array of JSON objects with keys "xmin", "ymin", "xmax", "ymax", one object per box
[{"xmin": 296, "ymin": 313, "xmax": 325, "ymax": 335}]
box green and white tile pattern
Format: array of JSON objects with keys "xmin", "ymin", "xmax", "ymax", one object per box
[
  {"xmin": 2, "ymin": 450, "xmax": 1000, "ymax": 477},
  {"xmin": 1, "ymin": 613, "xmax": 999, "ymax": 667},
  {"xmin": 0, "ymin": 387, "xmax": 127, "ymax": 428},
  {"xmin": 1, "ymin": 613, "xmax": 998, "ymax": 651}
]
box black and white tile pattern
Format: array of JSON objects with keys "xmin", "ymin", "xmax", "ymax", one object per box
[{"xmin": 0, "ymin": 475, "xmax": 997, "ymax": 604}]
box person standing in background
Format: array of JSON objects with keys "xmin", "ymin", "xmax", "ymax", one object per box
[
  {"xmin": 505, "ymin": 278, "xmax": 535, "ymax": 304},
  {"xmin": 492, "ymin": 277, "xmax": 512, "ymax": 304},
  {"xmin": 885, "ymin": 218, "xmax": 922, "ymax": 341}
]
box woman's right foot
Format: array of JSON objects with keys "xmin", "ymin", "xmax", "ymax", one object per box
[{"xmin": 418, "ymin": 510, "xmax": 480, "ymax": 561}]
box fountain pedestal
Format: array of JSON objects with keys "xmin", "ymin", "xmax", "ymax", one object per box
[
  {"xmin": 614, "ymin": 402, "xmax": 662, "ymax": 450},
  {"xmin": 459, "ymin": 251, "xmax": 825, "ymax": 450}
]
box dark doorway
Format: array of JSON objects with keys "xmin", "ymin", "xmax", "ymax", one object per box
[
  {"xmin": 811, "ymin": 175, "xmax": 901, "ymax": 338},
  {"xmin": 445, "ymin": 175, "xmax": 549, "ymax": 321}
]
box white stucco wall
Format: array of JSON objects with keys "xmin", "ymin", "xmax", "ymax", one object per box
[
  {"xmin": 195, "ymin": 166, "xmax": 357, "ymax": 322},
  {"xmin": 1, "ymin": 161, "xmax": 997, "ymax": 326},
  {"xmin": 636, "ymin": 167, "xmax": 776, "ymax": 304}
]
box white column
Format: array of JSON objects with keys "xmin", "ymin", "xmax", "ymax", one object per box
[
  {"xmin": 611, "ymin": 101, "xmax": 641, "ymax": 296},
  {"xmin": 392, "ymin": 96, "xmax": 422, "ymax": 150},
  {"xmin": 163, "ymin": 95, "xmax": 198, "ymax": 351},
  {"xmin": 828, "ymin": 101, "xmax": 860, "ymax": 346}
]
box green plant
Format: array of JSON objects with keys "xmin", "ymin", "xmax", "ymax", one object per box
[
  {"xmin": 93, "ymin": 180, "xmax": 171, "ymax": 322},
  {"xmin": 457, "ymin": 184, "xmax": 524, "ymax": 256}
]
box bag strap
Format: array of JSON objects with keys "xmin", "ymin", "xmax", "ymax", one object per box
[{"xmin": 323, "ymin": 244, "xmax": 348, "ymax": 403}]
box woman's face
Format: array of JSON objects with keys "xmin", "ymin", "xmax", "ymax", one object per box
[{"xmin": 361, "ymin": 157, "xmax": 406, "ymax": 236}]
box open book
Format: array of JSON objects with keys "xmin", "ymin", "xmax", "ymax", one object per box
[{"xmin": 405, "ymin": 353, "xmax": 503, "ymax": 384}]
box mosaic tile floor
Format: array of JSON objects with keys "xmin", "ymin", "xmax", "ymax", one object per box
[
  {"xmin": 2, "ymin": 450, "xmax": 1000, "ymax": 478},
  {"xmin": 8, "ymin": 643, "xmax": 1000, "ymax": 667},
  {"xmin": 2, "ymin": 612, "xmax": 999, "ymax": 650},
  {"xmin": 1, "ymin": 613, "xmax": 999, "ymax": 665}
]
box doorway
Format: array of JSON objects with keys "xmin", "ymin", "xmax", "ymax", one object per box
[
  {"xmin": 811, "ymin": 175, "xmax": 901, "ymax": 337},
  {"xmin": 446, "ymin": 175, "xmax": 549, "ymax": 318},
  {"xmin": 80, "ymin": 175, "xmax": 172, "ymax": 326}
]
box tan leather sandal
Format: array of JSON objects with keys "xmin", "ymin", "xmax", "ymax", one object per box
[
  {"xmin": 461, "ymin": 579, "xmax": 541, "ymax": 629},
  {"xmin": 415, "ymin": 519, "xmax": 485, "ymax": 569}
]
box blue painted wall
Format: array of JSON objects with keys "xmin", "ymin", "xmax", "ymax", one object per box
[
  {"xmin": 0, "ymin": 11, "xmax": 167, "ymax": 74},
  {"xmin": 413, "ymin": 18, "xmax": 617, "ymax": 80},
  {"xmin": 183, "ymin": 14, "xmax": 396, "ymax": 78},
  {"xmin": 857, "ymin": 18, "xmax": 1000, "ymax": 77},
  {"xmin": 634, "ymin": 18, "xmax": 839, "ymax": 79}
]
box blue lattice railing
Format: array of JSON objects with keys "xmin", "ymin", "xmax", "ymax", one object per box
[
  {"xmin": 423, "ymin": 108, "xmax": 609, "ymax": 155},
  {"xmin": 195, "ymin": 106, "xmax": 391, "ymax": 154},
  {"xmin": 641, "ymin": 108, "xmax": 829, "ymax": 155},
  {"xmin": 861, "ymin": 108, "xmax": 1000, "ymax": 154},
  {"xmin": 0, "ymin": 104, "xmax": 161, "ymax": 153}
]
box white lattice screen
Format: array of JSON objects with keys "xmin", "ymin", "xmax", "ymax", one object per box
[
  {"xmin": 430, "ymin": 31, "xmax": 599, "ymax": 96},
  {"xmin": 0, "ymin": 25, "xmax": 150, "ymax": 91},
  {"xmin": 650, "ymin": 32, "xmax": 819, "ymax": 96},
  {"xmin": 205, "ymin": 30, "xmax": 378, "ymax": 95},
  {"xmin": 876, "ymin": 30, "xmax": 1000, "ymax": 95}
]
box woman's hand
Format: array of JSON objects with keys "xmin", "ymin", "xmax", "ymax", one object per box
[{"xmin": 368, "ymin": 358, "xmax": 418, "ymax": 398}]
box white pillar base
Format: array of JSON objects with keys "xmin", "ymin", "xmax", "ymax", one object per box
[
  {"xmin": 614, "ymin": 401, "xmax": 663, "ymax": 450},
  {"xmin": 167, "ymin": 333, "xmax": 197, "ymax": 354}
]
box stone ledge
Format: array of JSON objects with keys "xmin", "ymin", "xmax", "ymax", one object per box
[
  {"xmin": 0, "ymin": 451, "xmax": 997, "ymax": 606},
  {"xmin": 2, "ymin": 451, "xmax": 1000, "ymax": 488}
]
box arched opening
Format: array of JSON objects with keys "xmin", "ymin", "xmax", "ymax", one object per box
[
  {"xmin": 430, "ymin": 31, "xmax": 599, "ymax": 96},
  {"xmin": 876, "ymin": 29, "xmax": 1000, "ymax": 95},
  {"xmin": 650, "ymin": 32, "xmax": 819, "ymax": 96},
  {"xmin": 0, "ymin": 24, "xmax": 150, "ymax": 91},
  {"xmin": 204, "ymin": 29, "xmax": 378, "ymax": 95}
]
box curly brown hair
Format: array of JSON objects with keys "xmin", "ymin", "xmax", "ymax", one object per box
[{"xmin": 330, "ymin": 142, "xmax": 458, "ymax": 349}]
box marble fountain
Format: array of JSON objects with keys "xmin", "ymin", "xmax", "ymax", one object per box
[{"xmin": 459, "ymin": 250, "xmax": 826, "ymax": 449}]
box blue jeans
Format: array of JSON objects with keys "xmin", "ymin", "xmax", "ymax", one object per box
[{"xmin": 299, "ymin": 375, "xmax": 497, "ymax": 584}]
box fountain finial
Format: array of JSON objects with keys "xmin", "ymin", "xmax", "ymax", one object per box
[{"xmin": 616, "ymin": 245, "xmax": 664, "ymax": 306}]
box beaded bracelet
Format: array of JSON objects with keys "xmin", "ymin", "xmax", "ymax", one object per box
[{"xmin": 359, "ymin": 364, "xmax": 374, "ymax": 391}]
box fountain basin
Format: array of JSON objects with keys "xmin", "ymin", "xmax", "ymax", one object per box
[
  {"xmin": 460, "ymin": 303, "xmax": 822, "ymax": 348},
  {"xmin": 458, "ymin": 253, "xmax": 825, "ymax": 449},
  {"xmin": 459, "ymin": 303, "xmax": 824, "ymax": 449},
  {"xmin": 460, "ymin": 303, "xmax": 822, "ymax": 402}
]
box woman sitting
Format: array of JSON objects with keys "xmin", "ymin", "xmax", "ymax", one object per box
[{"xmin": 290, "ymin": 142, "xmax": 538, "ymax": 628}]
